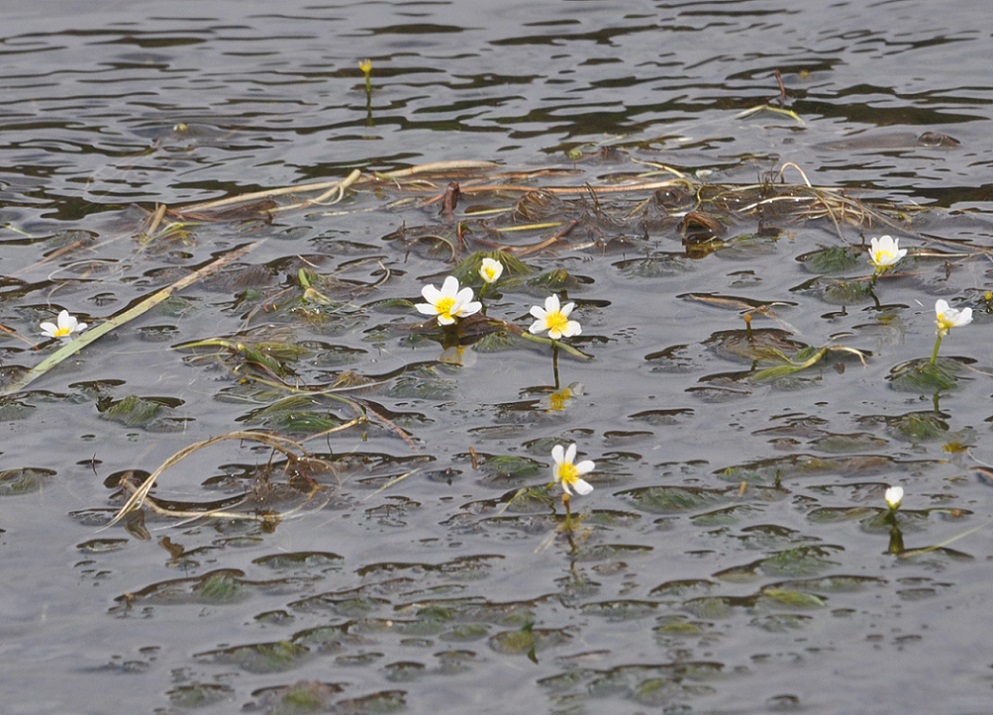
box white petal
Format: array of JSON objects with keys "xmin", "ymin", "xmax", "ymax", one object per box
[
  {"xmin": 415, "ymin": 302, "xmax": 440, "ymax": 316},
  {"xmin": 572, "ymin": 478, "xmax": 594, "ymax": 496},
  {"xmin": 575, "ymin": 459, "xmax": 595, "ymax": 475},
  {"xmin": 421, "ymin": 284, "xmax": 442, "ymax": 303},
  {"xmin": 544, "ymin": 295, "xmax": 561, "ymax": 313},
  {"xmin": 74, "ymin": 322, "xmax": 87, "ymax": 333},
  {"xmin": 934, "ymin": 299, "xmax": 949, "ymax": 316},
  {"xmin": 564, "ymin": 443, "xmax": 577, "ymax": 463},
  {"xmin": 529, "ymin": 305, "xmax": 547, "ymax": 320},
  {"xmin": 560, "ymin": 320, "xmax": 582, "ymax": 338},
  {"xmin": 439, "ymin": 276, "xmax": 460, "ymax": 297},
  {"xmin": 559, "ymin": 301, "xmax": 575, "ymax": 317},
  {"xmin": 459, "ymin": 300, "xmax": 482, "ymax": 317},
  {"xmin": 455, "ymin": 286, "xmax": 476, "ymax": 305},
  {"xmin": 551, "ymin": 444, "xmax": 565, "ymax": 464},
  {"xmin": 39, "ymin": 322, "xmax": 58, "ymax": 337},
  {"xmin": 57, "ymin": 310, "xmax": 72, "ymax": 330}
]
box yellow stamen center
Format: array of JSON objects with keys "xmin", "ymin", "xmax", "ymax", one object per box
[
  {"xmin": 54, "ymin": 325, "xmax": 72, "ymax": 337},
  {"xmin": 546, "ymin": 311, "xmax": 568, "ymax": 335},
  {"xmin": 436, "ymin": 296, "xmax": 457, "ymax": 318},
  {"xmin": 557, "ymin": 462, "xmax": 579, "ymax": 485}
]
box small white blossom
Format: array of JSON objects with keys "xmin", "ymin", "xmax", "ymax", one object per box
[
  {"xmin": 551, "ymin": 443, "xmax": 594, "ymax": 496},
  {"xmin": 934, "ymin": 299, "xmax": 972, "ymax": 336},
  {"xmin": 40, "ymin": 310, "xmax": 87, "ymax": 339},
  {"xmin": 529, "ymin": 295, "xmax": 581, "ymax": 340},
  {"xmin": 884, "ymin": 485, "xmax": 904, "ymax": 510},
  {"xmin": 479, "ymin": 257, "xmax": 503, "ymax": 284},
  {"xmin": 868, "ymin": 235, "xmax": 907, "ymax": 271},
  {"xmin": 414, "ymin": 276, "xmax": 481, "ymax": 326}
]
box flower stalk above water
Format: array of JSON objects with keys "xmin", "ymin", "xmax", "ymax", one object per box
[
  {"xmin": 40, "ymin": 310, "xmax": 87, "ymax": 340},
  {"xmin": 930, "ymin": 298, "xmax": 972, "ymax": 365},
  {"xmin": 529, "ymin": 294, "xmax": 582, "ymax": 389},
  {"xmin": 415, "ymin": 276, "xmax": 481, "ymax": 326},
  {"xmin": 551, "ymin": 443, "xmax": 594, "ymax": 528}
]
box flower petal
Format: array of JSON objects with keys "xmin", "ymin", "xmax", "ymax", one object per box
[{"xmin": 572, "ymin": 478, "xmax": 594, "ymax": 496}]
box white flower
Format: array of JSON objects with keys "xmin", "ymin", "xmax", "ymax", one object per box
[
  {"xmin": 934, "ymin": 299, "xmax": 972, "ymax": 336},
  {"xmin": 415, "ymin": 276, "xmax": 481, "ymax": 326},
  {"xmin": 528, "ymin": 294, "xmax": 581, "ymax": 340},
  {"xmin": 479, "ymin": 257, "xmax": 503, "ymax": 284},
  {"xmin": 40, "ymin": 310, "xmax": 87, "ymax": 339},
  {"xmin": 884, "ymin": 485, "xmax": 903, "ymax": 510},
  {"xmin": 551, "ymin": 443, "xmax": 594, "ymax": 496},
  {"xmin": 868, "ymin": 235, "xmax": 907, "ymax": 271}
]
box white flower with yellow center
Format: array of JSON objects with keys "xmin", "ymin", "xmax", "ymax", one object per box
[
  {"xmin": 884, "ymin": 485, "xmax": 903, "ymax": 510},
  {"xmin": 415, "ymin": 276, "xmax": 481, "ymax": 326},
  {"xmin": 40, "ymin": 310, "xmax": 87, "ymax": 339},
  {"xmin": 479, "ymin": 257, "xmax": 503, "ymax": 285},
  {"xmin": 934, "ymin": 299, "xmax": 972, "ymax": 337},
  {"xmin": 551, "ymin": 443, "xmax": 594, "ymax": 496},
  {"xmin": 868, "ymin": 235, "xmax": 907, "ymax": 272},
  {"xmin": 529, "ymin": 295, "xmax": 581, "ymax": 340}
]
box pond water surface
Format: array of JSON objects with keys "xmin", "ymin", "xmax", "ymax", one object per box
[{"xmin": 1, "ymin": 2, "xmax": 992, "ymax": 714}]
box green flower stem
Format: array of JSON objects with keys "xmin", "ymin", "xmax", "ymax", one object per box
[
  {"xmin": 552, "ymin": 340, "xmax": 561, "ymax": 390},
  {"xmin": 929, "ymin": 333, "xmax": 944, "ymax": 365}
]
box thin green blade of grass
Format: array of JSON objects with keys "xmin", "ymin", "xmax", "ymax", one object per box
[{"xmin": 0, "ymin": 240, "xmax": 262, "ymax": 398}]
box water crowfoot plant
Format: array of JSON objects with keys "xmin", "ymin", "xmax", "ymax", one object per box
[
  {"xmin": 477, "ymin": 257, "xmax": 503, "ymax": 310},
  {"xmin": 415, "ymin": 276, "xmax": 481, "ymax": 327},
  {"xmin": 529, "ymin": 294, "xmax": 581, "ymax": 388},
  {"xmin": 551, "ymin": 443, "xmax": 594, "ymax": 529},
  {"xmin": 930, "ymin": 299, "xmax": 973, "ymax": 365},
  {"xmin": 39, "ymin": 310, "xmax": 87, "ymax": 340},
  {"xmin": 867, "ymin": 235, "xmax": 907, "ymax": 276}
]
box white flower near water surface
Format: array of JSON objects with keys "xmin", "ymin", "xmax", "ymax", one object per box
[
  {"xmin": 934, "ymin": 299, "xmax": 973, "ymax": 337},
  {"xmin": 40, "ymin": 310, "xmax": 87, "ymax": 339},
  {"xmin": 529, "ymin": 294, "xmax": 581, "ymax": 340},
  {"xmin": 552, "ymin": 443, "xmax": 595, "ymax": 496},
  {"xmin": 415, "ymin": 276, "xmax": 481, "ymax": 326},
  {"xmin": 884, "ymin": 485, "xmax": 904, "ymax": 511},
  {"xmin": 479, "ymin": 257, "xmax": 503, "ymax": 285},
  {"xmin": 868, "ymin": 235, "xmax": 907, "ymax": 272}
]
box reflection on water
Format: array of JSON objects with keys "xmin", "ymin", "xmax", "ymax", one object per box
[{"xmin": 1, "ymin": 1, "xmax": 991, "ymax": 714}]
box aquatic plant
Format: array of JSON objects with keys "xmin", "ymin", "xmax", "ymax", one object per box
[
  {"xmin": 414, "ymin": 275, "xmax": 481, "ymax": 326},
  {"xmin": 551, "ymin": 443, "xmax": 594, "ymax": 497},
  {"xmin": 478, "ymin": 257, "xmax": 503, "ymax": 285},
  {"xmin": 884, "ymin": 485, "xmax": 903, "ymax": 511},
  {"xmin": 528, "ymin": 295, "xmax": 581, "ymax": 340},
  {"xmin": 867, "ymin": 235, "xmax": 906, "ymax": 276},
  {"xmin": 931, "ymin": 298, "xmax": 973, "ymax": 365},
  {"xmin": 39, "ymin": 310, "xmax": 87, "ymax": 339}
]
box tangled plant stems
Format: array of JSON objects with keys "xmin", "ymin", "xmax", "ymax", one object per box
[
  {"xmin": 931, "ymin": 299, "xmax": 973, "ymax": 365},
  {"xmin": 529, "ymin": 294, "xmax": 582, "ymax": 388},
  {"xmin": 39, "ymin": 310, "xmax": 87, "ymax": 340}
]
